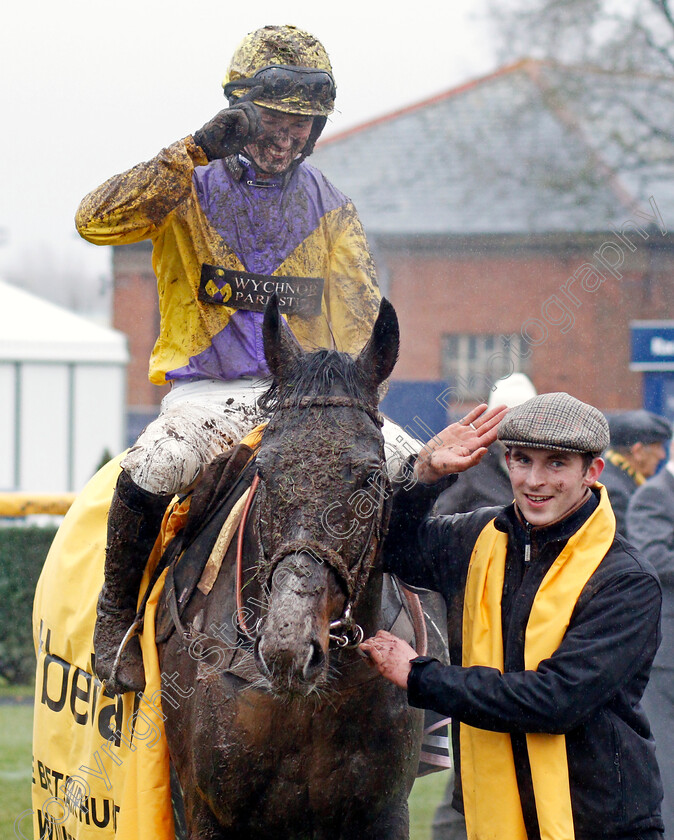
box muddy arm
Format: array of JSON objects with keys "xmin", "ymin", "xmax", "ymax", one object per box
[{"xmin": 75, "ymin": 137, "xmax": 208, "ymax": 245}]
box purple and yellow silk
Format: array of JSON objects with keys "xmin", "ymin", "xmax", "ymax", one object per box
[{"xmin": 76, "ymin": 138, "xmax": 380, "ymax": 385}]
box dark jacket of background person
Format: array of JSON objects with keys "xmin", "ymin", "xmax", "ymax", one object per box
[
  {"xmin": 628, "ymin": 465, "xmax": 674, "ymax": 838},
  {"xmin": 602, "ymin": 410, "xmax": 672, "ymax": 535},
  {"xmin": 384, "ymin": 482, "xmax": 663, "ymax": 840},
  {"xmin": 600, "ymin": 455, "xmax": 639, "ymax": 535},
  {"xmin": 433, "ymin": 445, "xmax": 513, "ymax": 515}
]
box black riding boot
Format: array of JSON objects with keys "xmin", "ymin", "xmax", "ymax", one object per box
[{"xmin": 93, "ymin": 469, "xmax": 172, "ymax": 694}]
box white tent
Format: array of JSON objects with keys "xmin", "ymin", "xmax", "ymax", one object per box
[{"xmin": 0, "ymin": 279, "xmax": 128, "ymax": 493}]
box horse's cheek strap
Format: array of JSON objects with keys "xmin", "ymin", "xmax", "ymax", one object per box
[{"xmin": 256, "ymin": 473, "xmax": 391, "ymax": 599}]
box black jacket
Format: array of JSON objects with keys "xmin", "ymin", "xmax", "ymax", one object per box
[
  {"xmin": 385, "ymin": 483, "xmax": 663, "ymax": 840},
  {"xmin": 600, "ymin": 457, "xmax": 640, "ymax": 537}
]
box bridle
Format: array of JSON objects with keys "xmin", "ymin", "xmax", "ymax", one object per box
[
  {"xmin": 235, "ymin": 394, "xmax": 390, "ymax": 649},
  {"xmin": 276, "ymin": 395, "xmax": 384, "ymax": 428}
]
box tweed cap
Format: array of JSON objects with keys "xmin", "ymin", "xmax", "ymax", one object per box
[
  {"xmin": 498, "ymin": 392, "xmax": 610, "ymax": 455},
  {"xmin": 608, "ymin": 410, "xmax": 672, "ymax": 448}
]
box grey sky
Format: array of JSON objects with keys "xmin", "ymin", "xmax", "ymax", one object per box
[{"xmin": 0, "ymin": 0, "xmax": 495, "ymax": 297}]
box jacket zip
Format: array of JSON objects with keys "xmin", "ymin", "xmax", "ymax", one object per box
[{"xmin": 524, "ymin": 522, "xmax": 532, "ymax": 564}]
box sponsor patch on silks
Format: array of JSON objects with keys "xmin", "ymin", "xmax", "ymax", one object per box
[{"xmin": 199, "ymin": 265, "xmax": 324, "ymax": 315}]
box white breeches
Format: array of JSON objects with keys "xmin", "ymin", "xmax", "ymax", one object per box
[{"xmin": 122, "ymin": 379, "xmax": 422, "ymax": 496}]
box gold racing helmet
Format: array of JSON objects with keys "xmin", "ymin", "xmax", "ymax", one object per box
[{"xmin": 223, "ymin": 25, "xmax": 336, "ymax": 118}]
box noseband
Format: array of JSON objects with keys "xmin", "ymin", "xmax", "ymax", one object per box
[{"xmin": 237, "ymin": 395, "xmax": 389, "ymax": 648}]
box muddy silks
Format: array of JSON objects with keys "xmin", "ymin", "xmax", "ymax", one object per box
[
  {"xmin": 75, "ymin": 138, "xmax": 381, "ymax": 387},
  {"xmin": 460, "ymin": 485, "xmax": 616, "ymax": 840},
  {"xmin": 30, "ymin": 455, "xmax": 190, "ymax": 840}
]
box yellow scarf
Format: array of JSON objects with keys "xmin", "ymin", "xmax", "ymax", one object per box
[
  {"xmin": 604, "ymin": 448, "xmax": 646, "ymax": 486},
  {"xmin": 460, "ymin": 484, "xmax": 616, "ymax": 840}
]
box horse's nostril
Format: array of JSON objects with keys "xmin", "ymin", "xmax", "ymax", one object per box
[{"xmin": 303, "ymin": 641, "xmax": 325, "ymax": 680}]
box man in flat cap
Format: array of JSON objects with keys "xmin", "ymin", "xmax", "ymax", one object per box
[
  {"xmin": 602, "ymin": 410, "xmax": 672, "ymax": 535},
  {"xmin": 362, "ymin": 393, "xmax": 664, "ymax": 840}
]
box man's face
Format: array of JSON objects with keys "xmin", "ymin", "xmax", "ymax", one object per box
[
  {"xmin": 244, "ymin": 107, "xmax": 314, "ymax": 175},
  {"xmin": 630, "ymin": 441, "xmax": 667, "ymax": 478},
  {"xmin": 506, "ymin": 446, "xmax": 603, "ymax": 527}
]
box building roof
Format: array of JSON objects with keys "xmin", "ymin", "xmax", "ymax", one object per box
[
  {"xmin": 312, "ymin": 59, "xmax": 674, "ymax": 237},
  {"xmin": 0, "ymin": 279, "xmax": 128, "ymax": 363}
]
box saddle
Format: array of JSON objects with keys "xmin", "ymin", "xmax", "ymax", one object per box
[{"xmin": 154, "ymin": 442, "xmax": 257, "ymax": 645}]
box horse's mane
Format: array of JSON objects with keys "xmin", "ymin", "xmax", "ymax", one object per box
[{"xmin": 258, "ymin": 349, "xmax": 372, "ymax": 416}]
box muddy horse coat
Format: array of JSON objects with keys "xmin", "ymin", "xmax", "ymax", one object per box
[{"xmin": 155, "ymin": 298, "xmax": 436, "ymax": 840}]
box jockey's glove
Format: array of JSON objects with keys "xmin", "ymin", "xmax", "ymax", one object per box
[{"xmin": 194, "ymin": 99, "xmax": 262, "ymax": 161}]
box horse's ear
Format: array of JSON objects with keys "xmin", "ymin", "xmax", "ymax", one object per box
[
  {"xmin": 356, "ymin": 298, "xmax": 399, "ymax": 391},
  {"xmin": 263, "ymin": 293, "xmax": 301, "ymax": 380}
]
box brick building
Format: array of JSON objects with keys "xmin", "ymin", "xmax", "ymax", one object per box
[
  {"xmin": 111, "ymin": 241, "xmax": 164, "ymax": 441},
  {"xmin": 112, "ymin": 59, "xmax": 674, "ymax": 439}
]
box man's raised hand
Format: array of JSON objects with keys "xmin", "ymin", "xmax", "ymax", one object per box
[{"xmin": 415, "ymin": 403, "xmax": 509, "ymax": 484}]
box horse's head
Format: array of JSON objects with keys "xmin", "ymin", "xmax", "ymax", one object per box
[{"xmin": 252, "ymin": 295, "xmax": 399, "ymax": 697}]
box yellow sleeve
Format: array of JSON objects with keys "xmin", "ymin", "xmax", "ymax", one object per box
[
  {"xmin": 75, "ymin": 136, "xmax": 209, "ymax": 246},
  {"xmin": 323, "ymin": 201, "xmax": 382, "ymax": 355}
]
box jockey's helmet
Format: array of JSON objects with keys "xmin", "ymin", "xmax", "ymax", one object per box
[{"xmin": 223, "ymin": 25, "xmax": 336, "ymax": 119}]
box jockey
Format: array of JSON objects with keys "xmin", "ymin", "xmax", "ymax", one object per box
[{"xmin": 76, "ymin": 25, "xmax": 415, "ymax": 695}]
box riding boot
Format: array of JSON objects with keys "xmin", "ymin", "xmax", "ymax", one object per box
[{"xmin": 94, "ymin": 469, "xmax": 173, "ymax": 695}]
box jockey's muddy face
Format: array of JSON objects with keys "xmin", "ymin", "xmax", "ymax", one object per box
[{"xmin": 244, "ymin": 107, "xmax": 314, "ymax": 175}]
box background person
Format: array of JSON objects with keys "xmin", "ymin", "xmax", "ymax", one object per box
[
  {"xmin": 602, "ymin": 409, "xmax": 672, "ymax": 535},
  {"xmin": 362, "ymin": 393, "xmax": 664, "ymax": 840},
  {"xmin": 628, "ymin": 439, "xmax": 674, "ymax": 838},
  {"xmin": 76, "ymin": 24, "xmax": 390, "ymax": 694}
]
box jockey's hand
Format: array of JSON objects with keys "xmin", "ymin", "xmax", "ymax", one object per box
[
  {"xmin": 360, "ymin": 630, "xmax": 418, "ymax": 689},
  {"xmin": 194, "ymin": 97, "xmax": 262, "ymax": 161},
  {"xmin": 415, "ymin": 403, "xmax": 509, "ymax": 485}
]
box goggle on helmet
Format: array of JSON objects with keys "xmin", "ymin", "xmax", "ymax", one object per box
[
  {"xmin": 224, "ymin": 64, "xmax": 336, "ymax": 117},
  {"xmin": 223, "ymin": 25, "xmax": 336, "ymax": 118}
]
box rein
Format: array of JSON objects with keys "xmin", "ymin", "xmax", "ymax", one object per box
[{"xmin": 235, "ymin": 472, "xmax": 261, "ymax": 640}]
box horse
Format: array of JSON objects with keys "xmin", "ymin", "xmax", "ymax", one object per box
[{"xmin": 155, "ymin": 296, "xmax": 442, "ymax": 840}]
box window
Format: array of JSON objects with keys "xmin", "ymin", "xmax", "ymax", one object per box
[{"xmin": 441, "ymin": 333, "xmax": 531, "ymax": 402}]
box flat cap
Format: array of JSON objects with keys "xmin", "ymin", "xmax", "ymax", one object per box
[
  {"xmin": 498, "ymin": 392, "xmax": 610, "ymax": 455},
  {"xmin": 608, "ymin": 410, "xmax": 672, "ymax": 448}
]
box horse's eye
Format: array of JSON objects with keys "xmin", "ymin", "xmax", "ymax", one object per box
[
  {"xmin": 365, "ymin": 468, "xmax": 384, "ymax": 489},
  {"xmin": 340, "ymin": 463, "xmax": 354, "ymax": 481}
]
